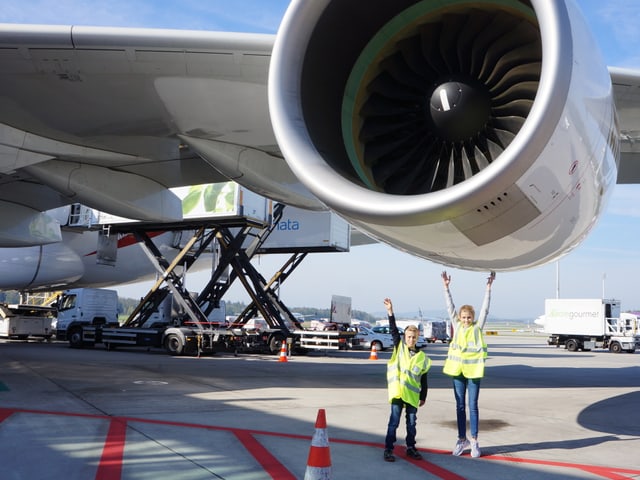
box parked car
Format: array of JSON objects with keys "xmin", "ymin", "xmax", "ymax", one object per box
[
  {"xmin": 374, "ymin": 324, "xmax": 428, "ymax": 348},
  {"xmin": 355, "ymin": 325, "xmax": 394, "ymax": 351}
]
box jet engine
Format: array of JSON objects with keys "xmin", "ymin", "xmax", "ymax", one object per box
[{"xmin": 268, "ymin": 0, "xmax": 619, "ymax": 271}]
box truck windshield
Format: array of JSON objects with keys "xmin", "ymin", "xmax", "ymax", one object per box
[{"xmin": 58, "ymin": 295, "xmax": 77, "ymax": 311}]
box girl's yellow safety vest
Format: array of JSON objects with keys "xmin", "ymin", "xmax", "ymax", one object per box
[
  {"xmin": 443, "ymin": 324, "xmax": 487, "ymax": 379},
  {"xmin": 387, "ymin": 342, "xmax": 431, "ymax": 407}
]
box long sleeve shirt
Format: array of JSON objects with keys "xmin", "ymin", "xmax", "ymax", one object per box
[{"xmin": 444, "ymin": 286, "xmax": 492, "ymax": 336}]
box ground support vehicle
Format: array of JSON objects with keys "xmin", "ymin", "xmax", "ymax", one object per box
[
  {"xmin": 295, "ymin": 328, "xmax": 359, "ymax": 351},
  {"xmin": 0, "ymin": 304, "xmax": 55, "ymax": 340},
  {"xmin": 69, "ymin": 302, "xmax": 359, "ymax": 356},
  {"xmin": 544, "ymin": 298, "xmax": 640, "ymax": 353},
  {"xmin": 63, "ymin": 202, "xmax": 358, "ymax": 355},
  {"xmin": 76, "ymin": 322, "xmax": 240, "ymax": 356},
  {"xmin": 55, "ymin": 288, "xmax": 119, "ymax": 342},
  {"xmin": 289, "ymin": 295, "xmax": 359, "ymax": 350},
  {"xmin": 423, "ymin": 320, "xmax": 450, "ymax": 343},
  {"xmin": 240, "ymin": 317, "xmax": 359, "ymax": 351}
]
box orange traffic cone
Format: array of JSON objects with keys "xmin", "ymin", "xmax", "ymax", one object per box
[
  {"xmin": 369, "ymin": 344, "xmax": 378, "ymax": 360},
  {"xmin": 304, "ymin": 409, "xmax": 332, "ymax": 480},
  {"xmin": 278, "ymin": 340, "xmax": 288, "ymax": 362}
]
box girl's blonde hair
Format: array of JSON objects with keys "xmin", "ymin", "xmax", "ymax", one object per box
[{"xmin": 458, "ymin": 304, "xmax": 476, "ymax": 321}]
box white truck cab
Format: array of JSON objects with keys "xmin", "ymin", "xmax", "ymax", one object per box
[{"xmin": 55, "ymin": 288, "xmax": 118, "ymax": 341}]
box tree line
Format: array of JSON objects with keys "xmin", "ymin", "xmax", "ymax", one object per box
[
  {"xmin": 0, "ymin": 291, "xmax": 379, "ymax": 323},
  {"xmin": 120, "ymin": 297, "xmax": 378, "ymax": 323}
]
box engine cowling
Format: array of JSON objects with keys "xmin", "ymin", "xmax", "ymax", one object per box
[
  {"xmin": 0, "ymin": 242, "xmax": 84, "ymax": 290},
  {"xmin": 268, "ymin": 0, "xmax": 619, "ymax": 271}
]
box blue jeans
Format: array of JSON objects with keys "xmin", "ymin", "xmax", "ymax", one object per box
[
  {"xmin": 384, "ymin": 398, "xmax": 418, "ymax": 450},
  {"xmin": 453, "ymin": 375, "xmax": 481, "ymax": 439}
]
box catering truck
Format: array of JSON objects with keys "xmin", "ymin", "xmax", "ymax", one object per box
[
  {"xmin": 55, "ymin": 287, "xmax": 357, "ymax": 355},
  {"xmin": 544, "ymin": 298, "xmax": 640, "ymax": 353}
]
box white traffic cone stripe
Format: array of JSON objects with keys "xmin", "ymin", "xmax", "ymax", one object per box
[
  {"xmin": 304, "ymin": 409, "xmax": 332, "ymax": 479},
  {"xmin": 310, "ymin": 429, "xmax": 329, "ymax": 448},
  {"xmin": 304, "ymin": 466, "xmax": 331, "ymax": 480}
]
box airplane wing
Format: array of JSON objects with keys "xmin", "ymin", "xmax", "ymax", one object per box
[
  {"xmin": 610, "ymin": 67, "xmax": 640, "ymax": 183},
  {"xmin": 1, "ymin": 1, "xmax": 639, "ymax": 272},
  {"xmin": 0, "ymin": 24, "xmax": 322, "ymax": 246}
]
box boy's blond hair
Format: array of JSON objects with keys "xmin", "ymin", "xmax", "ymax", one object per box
[{"xmin": 404, "ymin": 324, "xmax": 420, "ymax": 336}]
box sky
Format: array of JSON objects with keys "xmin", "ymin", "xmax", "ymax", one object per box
[{"xmin": 2, "ymin": 1, "xmax": 640, "ymax": 320}]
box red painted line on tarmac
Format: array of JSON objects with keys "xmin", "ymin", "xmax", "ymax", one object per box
[
  {"xmin": 483, "ymin": 454, "xmax": 640, "ymax": 480},
  {"xmin": 0, "ymin": 408, "xmax": 14, "ymax": 423},
  {"xmin": 404, "ymin": 456, "xmax": 467, "ymax": 480},
  {"xmin": 95, "ymin": 418, "xmax": 127, "ymax": 480},
  {"xmin": 234, "ymin": 431, "xmax": 297, "ymax": 480},
  {"xmin": 4, "ymin": 408, "xmax": 640, "ymax": 480},
  {"xmin": 578, "ymin": 468, "xmax": 634, "ymax": 480}
]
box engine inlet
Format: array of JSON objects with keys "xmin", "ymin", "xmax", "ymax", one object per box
[{"xmin": 342, "ymin": 2, "xmax": 541, "ymax": 195}]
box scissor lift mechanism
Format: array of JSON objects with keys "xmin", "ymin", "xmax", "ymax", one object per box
[
  {"xmin": 72, "ymin": 203, "xmax": 357, "ymax": 354},
  {"xmin": 111, "ymin": 204, "xmax": 311, "ymax": 353}
]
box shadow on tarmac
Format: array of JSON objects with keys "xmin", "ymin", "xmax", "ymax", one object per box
[
  {"xmin": 487, "ymin": 434, "xmax": 623, "ymax": 455},
  {"xmin": 578, "ymin": 390, "xmax": 640, "ymax": 436}
]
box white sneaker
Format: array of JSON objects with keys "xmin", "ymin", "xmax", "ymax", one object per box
[
  {"xmin": 452, "ymin": 438, "xmax": 470, "ymax": 456},
  {"xmin": 470, "ymin": 440, "xmax": 481, "ymax": 458}
]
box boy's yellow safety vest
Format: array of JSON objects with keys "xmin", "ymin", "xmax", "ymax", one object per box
[{"xmin": 387, "ymin": 342, "xmax": 431, "ymax": 407}]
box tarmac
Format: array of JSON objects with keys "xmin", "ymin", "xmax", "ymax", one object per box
[{"xmin": 0, "ymin": 333, "xmax": 639, "ymax": 479}]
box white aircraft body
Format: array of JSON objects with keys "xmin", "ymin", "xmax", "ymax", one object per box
[
  {"xmin": 0, "ymin": 221, "xmax": 213, "ymax": 292},
  {"xmin": 1, "ymin": 0, "xmax": 640, "ymax": 292}
]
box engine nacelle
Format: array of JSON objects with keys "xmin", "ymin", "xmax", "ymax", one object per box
[
  {"xmin": 269, "ymin": 0, "xmax": 618, "ymax": 271},
  {"xmin": 0, "ymin": 230, "xmax": 215, "ymax": 292},
  {"xmin": 0, "ymin": 242, "xmax": 84, "ymax": 290}
]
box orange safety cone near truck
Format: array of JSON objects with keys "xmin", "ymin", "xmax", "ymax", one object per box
[
  {"xmin": 304, "ymin": 408, "xmax": 332, "ymax": 480},
  {"xmin": 369, "ymin": 344, "xmax": 378, "ymax": 360},
  {"xmin": 278, "ymin": 340, "xmax": 288, "ymax": 362}
]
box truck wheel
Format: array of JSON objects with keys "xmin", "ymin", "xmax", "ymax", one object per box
[
  {"xmin": 269, "ymin": 335, "xmax": 285, "ymax": 355},
  {"xmin": 609, "ymin": 342, "xmax": 622, "ymax": 354},
  {"xmin": 68, "ymin": 328, "xmax": 84, "ymax": 348},
  {"xmin": 164, "ymin": 334, "xmax": 185, "ymax": 356},
  {"xmin": 566, "ymin": 339, "xmax": 578, "ymax": 352}
]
